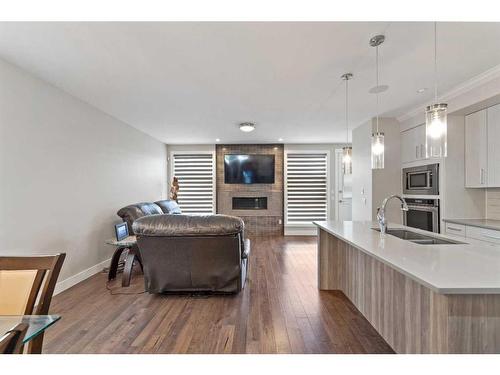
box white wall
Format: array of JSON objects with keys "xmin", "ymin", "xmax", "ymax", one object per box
[
  {"xmin": 0, "ymin": 58, "xmax": 167, "ymax": 291},
  {"xmin": 352, "ymin": 120, "xmax": 372, "ymax": 221},
  {"xmin": 372, "ymin": 118, "xmax": 403, "ymax": 224},
  {"xmin": 352, "ymin": 117, "xmax": 402, "ymax": 223}
]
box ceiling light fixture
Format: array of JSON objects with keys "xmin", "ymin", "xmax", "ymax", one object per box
[
  {"xmin": 417, "ymin": 87, "xmax": 428, "ymax": 94},
  {"xmin": 368, "ymin": 84, "xmax": 389, "ymax": 94},
  {"xmin": 341, "ymin": 73, "xmax": 353, "ymax": 175},
  {"xmin": 425, "ymin": 22, "xmax": 447, "ymax": 158},
  {"xmin": 216, "ymin": 138, "xmax": 220, "ymax": 142},
  {"xmin": 239, "ymin": 122, "xmax": 256, "ymax": 132},
  {"xmin": 370, "ymin": 34, "xmax": 385, "ymax": 170},
  {"xmin": 278, "ymin": 138, "xmax": 283, "ymax": 142}
]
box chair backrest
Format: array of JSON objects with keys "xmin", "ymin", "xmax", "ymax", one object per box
[
  {"xmin": 0, "ymin": 254, "xmax": 65, "ymax": 315},
  {"xmin": 117, "ymin": 202, "xmax": 163, "ymax": 234},
  {"xmin": 0, "ymin": 323, "xmax": 28, "ymax": 354},
  {"xmin": 0, "ymin": 254, "xmax": 65, "ymax": 354}
]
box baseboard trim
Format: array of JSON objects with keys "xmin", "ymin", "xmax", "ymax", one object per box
[
  {"xmin": 284, "ymin": 226, "xmax": 318, "ymax": 236},
  {"xmin": 54, "ymin": 258, "xmax": 110, "ymax": 296}
]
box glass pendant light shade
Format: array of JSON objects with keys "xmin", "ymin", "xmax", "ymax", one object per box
[
  {"xmin": 342, "ymin": 146, "xmax": 352, "ymax": 175},
  {"xmin": 425, "ymin": 103, "xmax": 447, "ymax": 158},
  {"xmin": 371, "ymin": 132, "xmax": 385, "ymax": 169},
  {"xmin": 341, "ymin": 72, "xmax": 353, "ymax": 176}
]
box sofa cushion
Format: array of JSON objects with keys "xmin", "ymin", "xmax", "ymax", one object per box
[
  {"xmin": 154, "ymin": 200, "xmax": 182, "ymax": 214},
  {"xmin": 133, "ymin": 214, "xmax": 244, "ymax": 237},
  {"xmin": 117, "ymin": 202, "xmax": 163, "ymax": 234}
]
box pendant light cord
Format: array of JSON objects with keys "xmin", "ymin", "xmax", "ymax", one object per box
[
  {"xmin": 345, "ymin": 77, "xmax": 349, "ymax": 143},
  {"xmin": 434, "ymin": 22, "xmax": 438, "ymax": 103},
  {"xmin": 375, "ymin": 44, "xmax": 380, "ymax": 133}
]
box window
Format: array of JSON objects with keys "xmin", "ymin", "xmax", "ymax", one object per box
[
  {"xmin": 171, "ymin": 152, "xmax": 216, "ymax": 214},
  {"xmin": 285, "ymin": 152, "xmax": 329, "ymax": 226}
]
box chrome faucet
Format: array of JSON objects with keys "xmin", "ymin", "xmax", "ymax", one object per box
[{"xmin": 377, "ymin": 195, "xmax": 409, "ymax": 234}]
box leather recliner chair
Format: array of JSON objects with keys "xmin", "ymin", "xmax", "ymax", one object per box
[{"xmin": 132, "ymin": 214, "xmax": 250, "ymax": 294}]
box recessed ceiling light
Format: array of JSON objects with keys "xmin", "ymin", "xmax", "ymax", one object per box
[
  {"xmin": 278, "ymin": 138, "xmax": 283, "ymax": 142},
  {"xmin": 417, "ymin": 87, "xmax": 428, "ymax": 93},
  {"xmin": 239, "ymin": 122, "xmax": 256, "ymax": 132},
  {"xmin": 216, "ymin": 138, "xmax": 220, "ymax": 142}
]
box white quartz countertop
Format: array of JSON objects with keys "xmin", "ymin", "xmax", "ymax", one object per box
[
  {"xmin": 314, "ymin": 221, "xmax": 500, "ymax": 294},
  {"xmin": 443, "ymin": 218, "xmax": 500, "ymax": 231}
]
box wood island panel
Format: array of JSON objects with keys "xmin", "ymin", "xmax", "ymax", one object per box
[{"xmin": 318, "ymin": 228, "xmax": 500, "ymax": 353}]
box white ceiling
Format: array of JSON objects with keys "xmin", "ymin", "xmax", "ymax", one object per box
[{"xmin": 1, "ymin": 22, "xmax": 500, "ymax": 144}]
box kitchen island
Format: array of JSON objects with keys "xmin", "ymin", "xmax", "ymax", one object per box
[{"xmin": 315, "ymin": 221, "xmax": 500, "ymax": 354}]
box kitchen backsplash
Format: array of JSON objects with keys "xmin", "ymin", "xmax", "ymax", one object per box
[{"xmin": 487, "ymin": 189, "xmax": 500, "ymax": 220}]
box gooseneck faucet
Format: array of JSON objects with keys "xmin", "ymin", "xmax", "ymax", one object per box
[{"xmin": 377, "ymin": 194, "xmax": 409, "ymax": 234}]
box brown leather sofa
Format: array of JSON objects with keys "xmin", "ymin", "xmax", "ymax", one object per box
[
  {"xmin": 117, "ymin": 200, "xmax": 181, "ymax": 234},
  {"xmin": 132, "ymin": 214, "xmax": 250, "ymax": 294}
]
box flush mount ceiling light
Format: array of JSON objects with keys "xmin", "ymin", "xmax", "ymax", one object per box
[
  {"xmin": 215, "ymin": 138, "xmax": 220, "ymax": 142},
  {"xmin": 368, "ymin": 84, "xmax": 389, "ymax": 94},
  {"xmin": 278, "ymin": 138, "xmax": 283, "ymax": 142},
  {"xmin": 239, "ymin": 122, "xmax": 256, "ymax": 132},
  {"xmin": 425, "ymin": 22, "xmax": 448, "ymax": 158},
  {"xmin": 370, "ymin": 34, "xmax": 385, "ymax": 170},
  {"xmin": 341, "ymin": 73, "xmax": 353, "ymax": 175}
]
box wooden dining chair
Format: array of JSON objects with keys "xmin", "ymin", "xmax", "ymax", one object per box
[
  {"xmin": 0, "ymin": 323, "xmax": 28, "ymax": 354},
  {"xmin": 0, "ymin": 253, "xmax": 65, "ymax": 354}
]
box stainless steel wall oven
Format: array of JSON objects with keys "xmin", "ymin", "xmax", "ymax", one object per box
[{"xmin": 403, "ymin": 198, "xmax": 440, "ymax": 233}]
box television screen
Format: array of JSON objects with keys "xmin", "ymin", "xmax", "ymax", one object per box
[{"xmin": 224, "ymin": 154, "xmax": 275, "ymax": 184}]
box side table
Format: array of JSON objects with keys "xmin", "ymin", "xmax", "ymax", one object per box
[{"xmin": 105, "ymin": 235, "xmax": 142, "ymax": 287}]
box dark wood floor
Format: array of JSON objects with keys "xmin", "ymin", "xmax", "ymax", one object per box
[{"xmin": 44, "ymin": 236, "xmax": 394, "ymax": 354}]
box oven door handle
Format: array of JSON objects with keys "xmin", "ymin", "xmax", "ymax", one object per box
[{"xmin": 406, "ymin": 205, "xmax": 439, "ymax": 212}]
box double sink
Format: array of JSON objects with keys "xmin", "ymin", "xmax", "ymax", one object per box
[{"xmin": 373, "ymin": 228, "xmax": 463, "ymax": 245}]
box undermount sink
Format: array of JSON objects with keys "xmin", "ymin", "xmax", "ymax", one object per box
[{"xmin": 372, "ymin": 228, "xmax": 463, "ymax": 245}]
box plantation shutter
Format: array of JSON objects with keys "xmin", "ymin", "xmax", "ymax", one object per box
[
  {"xmin": 172, "ymin": 153, "xmax": 215, "ymax": 214},
  {"xmin": 285, "ymin": 153, "xmax": 328, "ymax": 225}
]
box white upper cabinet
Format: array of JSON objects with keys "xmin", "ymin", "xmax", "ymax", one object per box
[
  {"xmin": 487, "ymin": 104, "xmax": 500, "ymax": 187},
  {"xmin": 465, "ymin": 109, "xmax": 490, "ymax": 187},
  {"xmin": 401, "ymin": 124, "xmax": 426, "ymax": 164}
]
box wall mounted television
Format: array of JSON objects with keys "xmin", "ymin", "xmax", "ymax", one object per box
[{"xmin": 224, "ymin": 154, "xmax": 275, "ymax": 184}]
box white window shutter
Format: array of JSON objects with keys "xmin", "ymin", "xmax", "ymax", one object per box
[
  {"xmin": 172, "ymin": 153, "xmax": 215, "ymax": 214},
  {"xmin": 285, "ymin": 153, "xmax": 328, "ymax": 225}
]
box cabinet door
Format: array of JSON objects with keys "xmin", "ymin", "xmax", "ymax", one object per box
[
  {"xmin": 487, "ymin": 104, "xmax": 500, "ymax": 187},
  {"xmin": 414, "ymin": 124, "xmax": 426, "ymax": 160},
  {"xmin": 401, "ymin": 128, "xmax": 414, "ymax": 163},
  {"xmin": 401, "ymin": 125, "xmax": 426, "ymax": 163},
  {"xmin": 465, "ymin": 110, "xmax": 488, "ymax": 187}
]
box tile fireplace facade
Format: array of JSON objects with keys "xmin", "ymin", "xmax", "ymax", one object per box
[{"xmin": 216, "ymin": 144, "xmax": 284, "ymax": 236}]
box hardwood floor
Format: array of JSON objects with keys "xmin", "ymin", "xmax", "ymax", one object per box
[{"xmin": 44, "ymin": 236, "xmax": 394, "ymax": 354}]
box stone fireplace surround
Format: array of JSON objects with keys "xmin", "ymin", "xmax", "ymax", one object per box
[{"xmin": 216, "ymin": 144, "xmax": 284, "ymax": 236}]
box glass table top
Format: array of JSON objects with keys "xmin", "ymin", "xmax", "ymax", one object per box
[{"xmin": 0, "ymin": 315, "xmax": 60, "ymax": 343}]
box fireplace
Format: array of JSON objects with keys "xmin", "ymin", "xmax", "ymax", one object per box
[{"xmin": 232, "ymin": 197, "xmax": 268, "ymax": 210}]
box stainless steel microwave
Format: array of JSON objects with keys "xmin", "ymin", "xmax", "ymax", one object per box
[{"xmin": 402, "ymin": 163, "xmax": 439, "ymax": 195}]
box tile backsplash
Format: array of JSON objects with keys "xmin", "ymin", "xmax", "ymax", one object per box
[{"xmin": 487, "ymin": 188, "xmax": 500, "ymax": 220}]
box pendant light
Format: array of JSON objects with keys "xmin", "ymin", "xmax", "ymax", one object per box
[
  {"xmin": 341, "ymin": 73, "xmax": 353, "ymax": 175},
  {"xmin": 425, "ymin": 22, "xmax": 448, "ymax": 158},
  {"xmin": 370, "ymin": 34, "xmax": 385, "ymax": 169}
]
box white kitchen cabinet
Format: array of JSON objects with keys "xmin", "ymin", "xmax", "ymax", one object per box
[
  {"xmin": 465, "ymin": 109, "xmax": 488, "ymax": 187},
  {"xmin": 401, "ymin": 124, "xmax": 426, "ymax": 164},
  {"xmin": 487, "ymin": 104, "xmax": 500, "ymax": 187}
]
